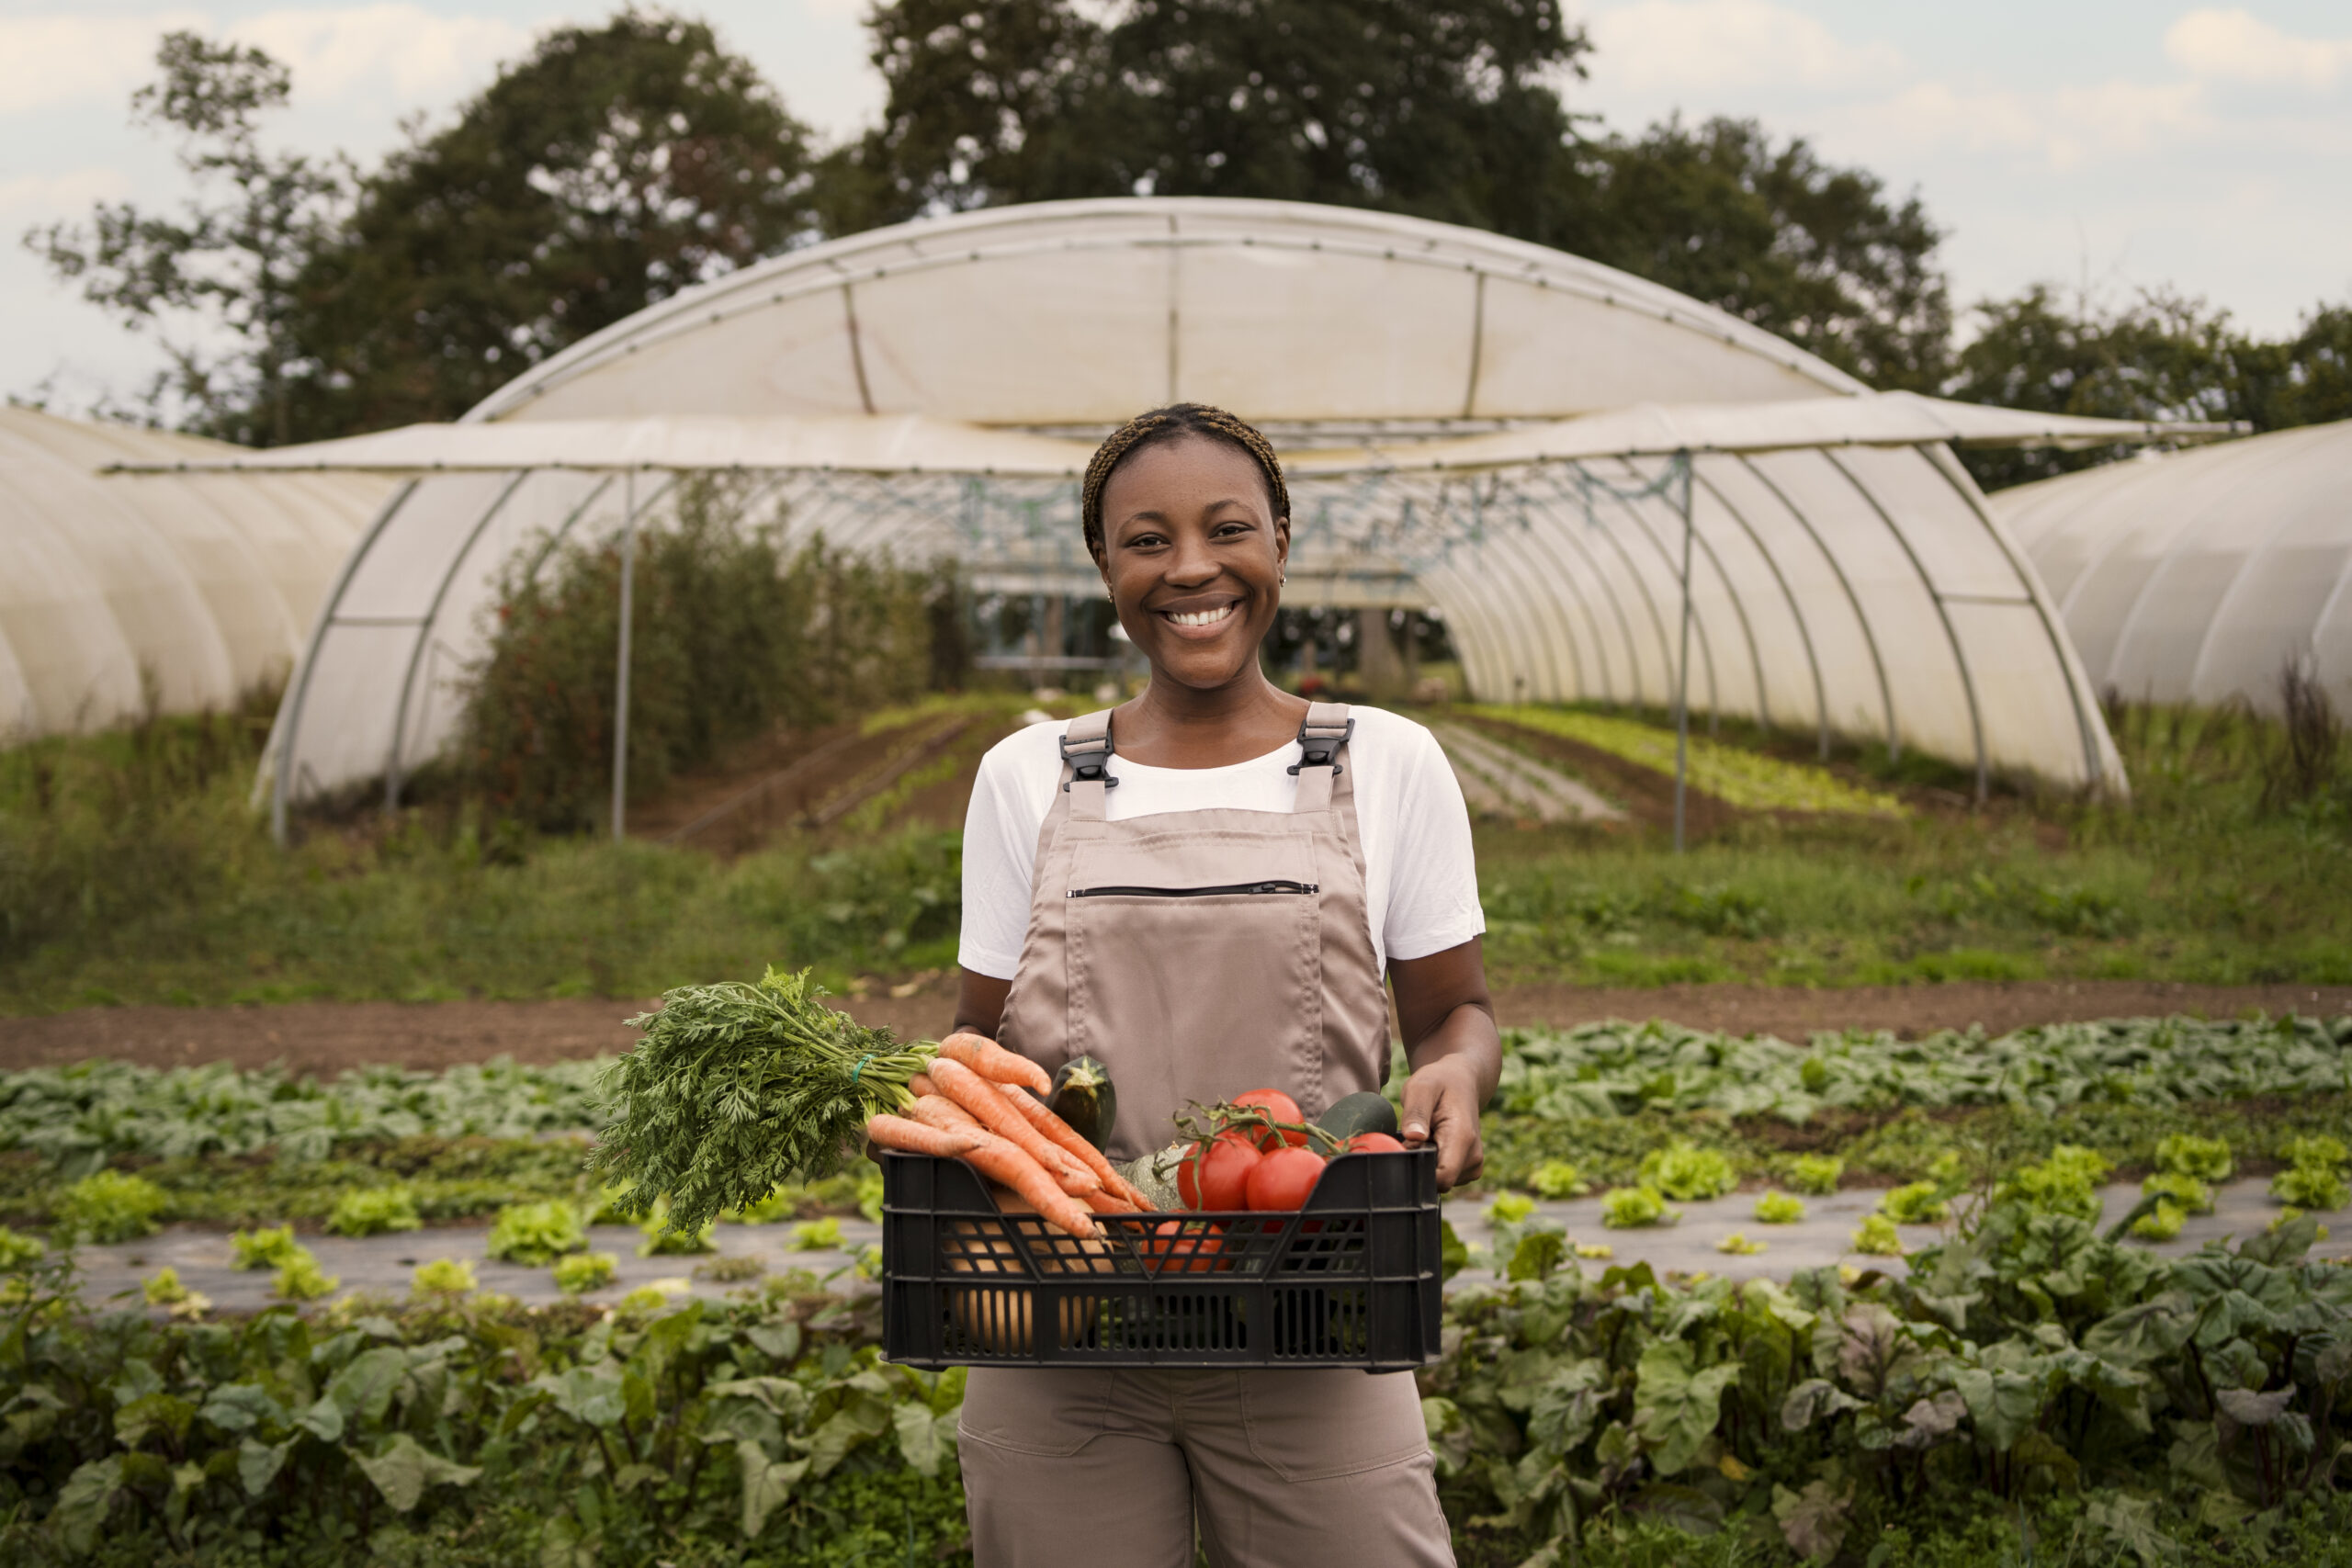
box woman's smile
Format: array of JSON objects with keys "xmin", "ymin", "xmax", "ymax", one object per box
[{"xmin": 1157, "ymin": 598, "xmax": 1241, "ymax": 635}]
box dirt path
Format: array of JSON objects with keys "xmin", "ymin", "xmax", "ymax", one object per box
[{"xmin": 3, "ymin": 979, "xmax": 2344, "ymax": 1076}]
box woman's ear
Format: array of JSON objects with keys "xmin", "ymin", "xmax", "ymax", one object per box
[{"xmin": 1274, "ymin": 516, "xmax": 1292, "ymax": 578}]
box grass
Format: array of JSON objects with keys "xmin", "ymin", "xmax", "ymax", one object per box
[{"xmin": 1, "ymin": 692, "xmax": 2346, "ymax": 1010}]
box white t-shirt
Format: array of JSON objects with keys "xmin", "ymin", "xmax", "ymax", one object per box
[{"xmin": 958, "ymin": 705, "xmax": 1486, "ymax": 981}]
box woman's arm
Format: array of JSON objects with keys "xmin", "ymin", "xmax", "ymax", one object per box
[
  {"xmin": 1389, "ymin": 938, "xmax": 1500, "ymax": 1190},
  {"xmin": 953, "ymin": 967, "xmax": 1012, "ymax": 1039}
]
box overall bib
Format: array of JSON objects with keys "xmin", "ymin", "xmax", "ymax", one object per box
[{"xmin": 956, "ymin": 704, "xmax": 1455, "ymax": 1568}]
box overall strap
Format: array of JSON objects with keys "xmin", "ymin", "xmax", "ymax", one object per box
[
  {"xmin": 1289, "ymin": 701, "xmax": 1353, "ymax": 813},
  {"xmin": 1058, "ymin": 709, "xmax": 1118, "ymax": 821}
]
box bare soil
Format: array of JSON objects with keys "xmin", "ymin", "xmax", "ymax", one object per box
[{"xmin": 3, "ymin": 978, "xmax": 2344, "ymax": 1077}]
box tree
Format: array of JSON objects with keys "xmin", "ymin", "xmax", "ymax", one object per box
[
  {"xmin": 282, "ymin": 11, "xmax": 822, "ymax": 437},
  {"xmin": 1943, "ymin": 285, "xmax": 2348, "ymax": 491},
  {"xmin": 1562, "ymin": 118, "xmax": 1951, "ymax": 392},
  {"xmin": 22, "ymin": 33, "xmax": 346, "ymax": 446},
  {"xmin": 851, "ymin": 0, "xmax": 1591, "ymax": 239}
]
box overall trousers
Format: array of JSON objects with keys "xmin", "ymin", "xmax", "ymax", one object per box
[{"xmin": 956, "ymin": 704, "xmax": 1456, "ymax": 1568}]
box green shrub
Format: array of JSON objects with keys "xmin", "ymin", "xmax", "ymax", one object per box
[
  {"xmin": 1850, "ymin": 1213, "xmax": 1905, "ymax": 1255},
  {"xmin": 2284, "ymin": 1134, "xmax": 2348, "ymax": 1169},
  {"xmin": 1636, "ymin": 1141, "xmax": 1737, "ymax": 1201},
  {"xmin": 1529, "ymin": 1159, "xmax": 1584, "ymax": 1199},
  {"xmin": 141, "ymin": 1266, "xmax": 188, "ymax": 1305},
  {"xmin": 53, "ymin": 1169, "xmax": 166, "ymax": 1243},
  {"xmin": 2132, "ymin": 1201, "xmax": 2188, "ymax": 1241},
  {"xmin": 413, "ymin": 1258, "xmax": 477, "ymax": 1295},
  {"xmin": 324, "ymin": 1184, "xmax": 422, "ymax": 1236},
  {"xmin": 2154, "ymin": 1132, "xmax": 2233, "ymax": 1181},
  {"xmin": 1880, "ymin": 1180, "xmax": 1950, "ymax": 1224},
  {"xmin": 485, "ymin": 1200, "xmax": 587, "ymax": 1265},
  {"xmin": 1600, "ymin": 1185, "xmax": 1676, "ymax": 1228},
  {"xmin": 553, "ymin": 1251, "xmax": 617, "ymax": 1294},
  {"xmin": 272, "ymin": 1247, "xmax": 337, "ymax": 1300},
  {"xmin": 229, "ymin": 1222, "xmax": 302, "ymax": 1270},
  {"xmin": 1788, "ymin": 1154, "xmax": 1844, "ymax": 1195},
  {"xmin": 1753, "ymin": 1190, "xmax": 1806, "ymax": 1224}
]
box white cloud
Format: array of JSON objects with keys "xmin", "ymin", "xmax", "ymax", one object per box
[
  {"xmin": 2165, "ymin": 7, "xmax": 2352, "ymax": 89},
  {"xmin": 0, "ymin": 13, "xmax": 207, "ymax": 115},
  {"xmin": 1577, "ymin": 0, "xmax": 1906, "ymax": 93},
  {"xmin": 0, "ymin": 169, "xmax": 137, "ymax": 221},
  {"xmin": 232, "ymin": 6, "xmax": 537, "ymax": 103},
  {"xmin": 1824, "ymin": 75, "xmax": 2211, "ymax": 171}
]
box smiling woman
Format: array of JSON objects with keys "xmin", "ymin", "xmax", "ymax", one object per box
[{"xmin": 946, "ymin": 404, "xmax": 1495, "ymax": 1568}]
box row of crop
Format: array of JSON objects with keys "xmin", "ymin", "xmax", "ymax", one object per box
[{"xmin": 4, "ymin": 1206, "xmax": 2348, "ymax": 1565}]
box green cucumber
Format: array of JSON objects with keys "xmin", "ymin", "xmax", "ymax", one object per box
[
  {"xmin": 1317, "ymin": 1090, "xmax": 1399, "ymax": 1141},
  {"xmin": 1048, "ymin": 1056, "xmax": 1118, "ymax": 1151}
]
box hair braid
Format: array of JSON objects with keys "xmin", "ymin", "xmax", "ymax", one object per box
[{"xmin": 1080, "ymin": 403, "xmax": 1290, "ymax": 563}]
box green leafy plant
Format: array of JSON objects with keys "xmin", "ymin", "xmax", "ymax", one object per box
[
  {"xmin": 2131, "ymin": 1201, "xmax": 2188, "ymax": 1241},
  {"xmin": 786, "ymin": 1217, "xmax": 844, "ymax": 1252},
  {"xmin": 695, "ymin": 1254, "xmax": 766, "ymax": 1283},
  {"xmin": 1753, "ymin": 1190, "xmax": 1806, "ymax": 1224},
  {"xmin": 1993, "ymin": 1143, "xmax": 2109, "ymax": 1221},
  {"xmin": 2270, "ymin": 1206, "xmax": 2331, "ymax": 1239},
  {"xmin": 1529, "ymin": 1159, "xmax": 1584, "ymax": 1199},
  {"xmin": 552, "ymin": 1250, "xmax": 617, "ymax": 1295},
  {"xmin": 1850, "ymin": 1213, "xmax": 1905, "ymax": 1255},
  {"xmin": 324, "ymin": 1184, "xmax": 422, "ymax": 1236},
  {"xmin": 413, "ymin": 1258, "xmax": 477, "ymax": 1294},
  {"xmin": 1600, "ymin": 1185, "xmax": 1676, "ymax": 1228},
  {"xmin": 485, "ymin": 1200, "xmax": 586, "ymax": 1265},
  {"xmin": 2284, "ymin": 1134, "xmax": 2348, "ymax": 1169},
  {"xmin": 52, "ymin": 1168, "xmax": 166, "ymax": 1243},
  {"xmin": 140, "ymin": 1265, "xmax": 187, "ymax": 1304},
  {"xmin": 0, "ymin": 1225, "xmax": 44, "ymax": 1266},
  {"xmin": 1880, "ymin": 1180, "xmax": 1949, "ymax": 1224},
  {"xmin": 638, "ymin": 1197, "xmax": 718, "ymax": 1257},
  {"xmin": 229, "ymin": 1222, "xmax": 302, "ymax": 1270},
  {"xmin": 1485, "ymin": 1191, "xmax": 1536, "ymax": 1226},
  {"xmin": 2154, "ymin": 1132, "xmax": 2233, "ymax": 1181},
  {"xmin": 1788, "ymin": 1154, "xmax": 1845, "ymax": 1195},
  {"xmin": 2142, "ymin": 1169, "xmax": 2212, "ymax": 1213},
  {"xmin": 1715, "ymin": 1232, "xmax": 1765, "ymax": 1255},
  {"xmin": 2271, "ymin": 1165, "xmax": 2350, "ymax": 1210},
  {"xmin": 272, "ymin": 1247, "xmax": 337, "ymax": 1301},
  {"xmin": 1636, "ymin": 1141, "xmax": 1737, "ymax": 1201}
]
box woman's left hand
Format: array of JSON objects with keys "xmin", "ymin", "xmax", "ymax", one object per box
[{"xmin": 1399, "ymin": 1053, "xmax": 1487, "ymax": 1189}]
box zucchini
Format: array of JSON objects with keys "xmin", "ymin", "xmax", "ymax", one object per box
[
  {"xmin": 1048, "ymin": 1056, "xmax": 1118, "ymax": 1151},
  {"xmin": 1317, "ymin": 1090, "xmax": 1398, "ymax": 1141}
]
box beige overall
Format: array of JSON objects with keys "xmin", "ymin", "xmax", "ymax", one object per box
[{"xmin": 957, "ymin": 705, "xmax": 1456, "ymax": 1568}]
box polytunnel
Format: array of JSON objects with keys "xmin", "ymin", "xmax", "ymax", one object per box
[
  {"xmin": 118, "ymin": 197, "xmax": 2192, "ymax": 821},
  {"xmin": 0, "ymin": 405, "xmax": 388, "ymax": 738},
  {"xmin": 1993, "ymin": 419, "xmax": 2352, "ymax": 716}
]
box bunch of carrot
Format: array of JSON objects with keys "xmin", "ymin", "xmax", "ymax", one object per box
[{"xmin": 866, "ymin": 1033, "xmax": 1155, "ymax": 1239}]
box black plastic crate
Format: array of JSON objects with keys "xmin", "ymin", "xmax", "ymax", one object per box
[{"xmin": 879, "ymin": 1146, "xmax": 1442, "ymax": 1370}]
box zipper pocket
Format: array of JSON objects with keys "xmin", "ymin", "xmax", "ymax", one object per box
[{"xmin": 1066, "ymin": 880, "xmax": 1318, "ymax": 899}]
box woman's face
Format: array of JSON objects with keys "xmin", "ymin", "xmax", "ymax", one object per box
[{"xmin": 1096, "ymin": 434, "xmax": 1289, "ymax": 693}]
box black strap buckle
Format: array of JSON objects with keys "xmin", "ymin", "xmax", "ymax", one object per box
[
  {"xmin": 1059, "ymin": 731, "xmax": 1118, "ymax": 791},
  {"xmin": 1287, "ymin": 716, "xmax": 1355, "ymax": 775}
]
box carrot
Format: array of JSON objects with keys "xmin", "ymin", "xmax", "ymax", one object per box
[
  {"xmin": 929, "ymin": 1057, "xmax": 1101, "ymax": 1195},
  {"xmin": 1083, "ymin": 1188, "xmax": 1140, "ymax": 1215},
  {"xmin": 995, "ymin": 1082, "xmax": 1157, "ymax": 1210},
  {"xmin": 937, "ymin": 1032, "xmax": 1054, "ymax": 1097},
  {"xmin": 908, "ymin": 1072, "xmax": 937, "ymax": 1099},
  {"xmin": 865, "ymin": 1115, "xmax": 1098, "ymax": 1239},
  {"xmin": 918, "ymin": 1091, "xmax": 1092, "ymax": 1195},
  {"xmin": 865, "ymin": 1113, "xmax": 986, "ymax": 1158}
]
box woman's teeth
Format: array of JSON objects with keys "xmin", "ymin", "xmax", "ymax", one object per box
[{"xmin": 1166, "ymin": 604, "xmax": 1235, "ymax": 628}]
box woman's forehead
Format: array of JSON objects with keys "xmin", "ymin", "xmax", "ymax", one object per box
[{"xmin": 1102, "ymin": 434, "xmax": 1275, "ymax": 514}]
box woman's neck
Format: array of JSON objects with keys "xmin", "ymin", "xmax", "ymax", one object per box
[{"xmin": 1112, "ymin": 668, "xmax": 1310, "ymax": 769}]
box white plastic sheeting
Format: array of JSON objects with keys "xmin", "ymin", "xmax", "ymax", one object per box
[
  {"xmin": 0, "ymin": 407, "xmax": 387, "ymax": 739},
  {"xmin": 1996, "ymin": 420, "xmax": 2352, "ymax": 716},
  {"xmin": 249, "ymin": 197, "xmax": 2135, "ymax": 814}
]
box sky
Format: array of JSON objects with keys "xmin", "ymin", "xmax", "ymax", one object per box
[{"xmin": 3, "ymin": 0, "xmax": 2348, "ymax": 416}]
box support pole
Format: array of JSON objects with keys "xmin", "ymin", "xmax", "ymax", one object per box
[
  {"xmin": 1672, "ymin": 449, "xmax": 1694, "ymax": 854},
  {"xmin": 612, "ymin": 468, "xmax": 637, "ymax": 843}
]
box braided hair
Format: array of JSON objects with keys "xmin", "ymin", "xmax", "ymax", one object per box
[{"xmin": 1080, "ymin": 404, "xmax": 1290, "ymax": 565}]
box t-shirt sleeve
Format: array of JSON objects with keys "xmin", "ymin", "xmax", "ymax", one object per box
[
  {"xmin": 1381, "ymin": 722, "xmax": 1487, "ymax": 963},
  {"xmin": 956, "ymin": 740, "xmax": 1042, "ymax": 980}
]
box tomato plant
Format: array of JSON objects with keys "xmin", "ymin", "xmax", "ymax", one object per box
[{"xmin": 1245, "ymin": 1146, "xmax": 1327, "ymax": 1211}]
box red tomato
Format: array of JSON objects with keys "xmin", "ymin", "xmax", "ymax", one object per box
[
  {"xmin": 1341, "ymin": 1132, "xmax": 1407, "ymax": 1154},
  {"xmin": 1177, "ymin": 1132, "xmax": 1261, "ymax": 1211},
  {"xmin": 1230, "ymin": 1089, "xmax": 1309, "ymax": 1149},
  {"xmin": 1143, "ymin": 1219, "xmax": 1226, "ymax": 1274},
  {"xmin": 1245, "ymin": 1146, "xmax": 1329, "ymax": 1212}
]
